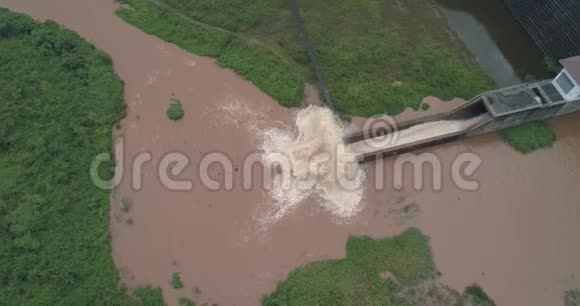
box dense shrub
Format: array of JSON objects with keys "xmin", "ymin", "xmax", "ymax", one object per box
[
  {"xmin": 0, "ymin": 8, "xmax": 138, "ymax": 304},
  {"xmin": 501, "ymin": 121, "xmax": 556, "ymax": 153},
  {"xmin": 167, "ymin": 99, "xmax": 185, "ymax": 121},
  {"xmin": 171, "ymin": 272, "xmax": 184, "ymax": 289}
]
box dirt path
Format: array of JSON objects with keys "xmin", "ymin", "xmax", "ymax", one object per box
[{"xmin": 2, "ymin": 1, "xmax": 580, "ymax": 305}]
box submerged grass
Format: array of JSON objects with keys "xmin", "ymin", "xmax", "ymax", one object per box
[
  {"xmin": 501, "ymin": 121, "xmax": 556, "ymax": 153},
  {"xmin": 179, "ymin": 297, "xmax": 197, "ymax": 306}
]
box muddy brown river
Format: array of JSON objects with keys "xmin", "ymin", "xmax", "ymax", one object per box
[{"xmin": 2, "ymin": 1, "xmax": 580, "ymax": 305}]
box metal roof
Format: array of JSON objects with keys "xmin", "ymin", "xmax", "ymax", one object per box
[
  {"xmin": 560, "ymin": 56, "xmax": 580, "ymax": 84},
  {"xmin": 481, "ymin": 84, "xmax": 542, "ymax": 117},
  {"xmin": 503, "ymin": 0, "xmax": 580, "ymax": 62}
]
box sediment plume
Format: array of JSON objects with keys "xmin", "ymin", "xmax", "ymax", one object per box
[{"xmin": 259, "ymin": 106, "xmax": 366, "ymax": 224}]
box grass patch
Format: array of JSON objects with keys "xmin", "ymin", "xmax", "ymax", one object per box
[
  {"xmin": 135, "ymin": 286, "xmax": 165, "ymax": 306},
  {"xmin": 302, "ymin": 0, "xmax": 494, "ymax": 116},
  {"xmin": 121, "ymin": 197, "xmax": 133, "ymax": 212},
  {"xmin": 501, "ymin": 121, "xmax": 556, "ymax": 153},
  {"xmin": 179, "ymin": 297, "xmax": 196, "ymax": 306},
  {"xmin": 263, "ymin": 228, "xmax": 436, "ymax": 305},
  {"xmin": 566, "ymin": 289, "xmax": 580, "ymax": 306},
  {"xmin": 140, "ymin": 0, "xmax": 493, "ymax": 116},
  {"xmin": 163, "ymin": 0, "xmax": 269, "ymax": 32},
  {"xmin": 465, "ymin": 284, "xmax": 496, "ymax": 305},
  {"xmin": 116, "ymin": 0, "xmax": 304, "ymax": 107},
  {"xmin": 167, "ymin": 98, "xmax": 185, "ymax": 121},
  {"xmin": 216, "ymin": 38, "xmax": 304, "ymax": 107},
  {"xmin": 263, "ymin": 228, "xmax": 495, "ymax": 305},
  {"xmin": 116, "ymin": 0, "xmax": 230, "ymax": 57},
  {"xmin": 171, "ymin": 272, "xmax": 184, "ymax": 289}
]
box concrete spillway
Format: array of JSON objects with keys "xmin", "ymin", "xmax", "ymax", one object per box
[
  {"xmin": 347, "ymin": 114, "xmax": 489, "ymax": 161},
  {"xmin": 345, "ymin": 71, "xmax": 580, "ymax": 162}
]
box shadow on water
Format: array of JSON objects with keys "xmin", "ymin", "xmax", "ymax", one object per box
[{"xmin": 435, "ymin": 0, "xmax": 553, "ymax": 87}]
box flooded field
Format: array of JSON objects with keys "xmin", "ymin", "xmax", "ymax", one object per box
[{"xmin": 2, "ymin": 0, "xmax": 580, "ymax": 305}]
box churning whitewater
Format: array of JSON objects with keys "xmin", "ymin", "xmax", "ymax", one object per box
[{"xmin": 259, "ymin": 106, "xmax": 366, "ymax": 223}]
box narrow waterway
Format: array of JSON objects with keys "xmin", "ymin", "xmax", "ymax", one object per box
[
  {"xmin": 2, "ymin": 1, "xmax": 580, "ymax": 306},
  {"xmin": 436, "ymin": 0, "xmax": 553, "ymax": 86}
]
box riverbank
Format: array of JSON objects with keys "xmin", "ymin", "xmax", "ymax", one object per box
[
  {"xmin": 3, "ymin": 1, "xmax": 580, "ymax": 306},
  {"xmin": 0, "ymin": 8, "xmax": 130, "ymax": 304},
  {"xmin": 116, "ymin": 0, "xmax": 556, "ymax": 154},
  {"xmin": 116, "ymin": 0, "xmax": 493, "ymax": 116}
]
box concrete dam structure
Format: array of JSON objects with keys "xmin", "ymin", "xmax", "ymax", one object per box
[{"xmin": 346, "ymin": 56, "xmax": 580, "ymax": 161}]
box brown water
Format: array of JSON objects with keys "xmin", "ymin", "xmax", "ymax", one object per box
[
  {"xmin": 359, "ymin": 98, "xmax": 580, "ymax": 305},
  {"xmin": 3, "ymin": 1, "xmax": 580, "ymax": 305}
]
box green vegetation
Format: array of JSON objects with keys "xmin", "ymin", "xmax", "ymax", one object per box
[
  {"xmin": 122, "ymin": 197, "xmax": 133, "ymax": 212},
  {"xmin": 117, "ymin": 0, "xmax": 553, "ymax": 153},
  {"xmin": 167, "ymin": 98, "xmax": 185, "ymax": 121},
  {"xmin": 465, "ymin": 284, "xmax": 496, "ymax": 305},
  {"xmin": 135, "ymin": 286, "xmax": 165, "ymax": 306},
  {"xmin": 566, "ymin": 289, "xmax": 580, "ymax": 306},
  {"xmin": 171, "ymin": 272, "xmax": 184, "ymax": 289},
  {"xmin": 0, "ymin": 8, "xmax": 169, "ymax": 306},
  {"xmin": 421, "ymin": 103, "xmax": 431, "ymax": 111},
  {"xmin": 116, "ymin": 0, "xmax": 304, "ymax": 107},
  {"xmin": 116, "ymin": 0, "xmax": 492, "ymax": 115},
  {"xmin": 116, "ymin": 0, "xmax": 229, "ymax": 57},
  {"xmin": 0, "ymin": 8, "xmax": 143, "ymax": 304},
  {"xmin": 215, "ymin": 38, "xmax": 304, "ymax": 107},
  {"xmin": 179, "ymin": 297, "xmax": 197, "ymax": 306},
  {"xmin": 263, "ymin": 228, "xmax": 494, "ymax": 306},
  {"xmin": 501, "ymin": 121, "xmax": 556, "ymax": 153},
  {"xmin": 298, "ymin": 0, "xmax": 493, "ymax": 116},
  {"xmin": 262, "ymin": 228, "xmax": 433, "ymax": 305}
]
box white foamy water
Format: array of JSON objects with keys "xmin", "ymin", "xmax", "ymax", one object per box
[
  {"xmin": 259, "ymin": 106, "xmax": 366, "ymax": 224},
  {"xmin": 348, "ymin": 114, "xmax": 488, "ymax": 155}
]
